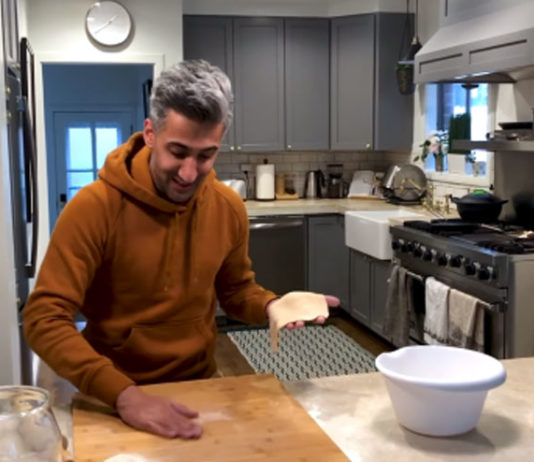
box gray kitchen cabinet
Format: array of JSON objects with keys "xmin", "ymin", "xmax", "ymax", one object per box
[
  {"xmin": 349, "ymin": 250, "xmax": 371, "ymax": 324},
  {"xmin": 184, "ymin": 15, "xmax": 329, "ymax": 153},
  {"xmin": 233, "ymin": 17, "xmax": 285, "ymax": 152},
  {"xmin": 331, "ymin": 13, "xmax": 413, "ymax": 151},
  {"xmin": 307, "ymin": 215, "xmax": 350, "ymax": 309},
  {"xmin": 374, "ymin": 13, "xmax": 414, "ymax": 151},
  {"xmin": 183, "ymin": 16, "xmax": 235, "ymax": 152},
  {"xmin": 330, "ymin": 15, "xmax": 374, "ymax": 151},
  {"xmin": 349, "ymin": 249, "xmax": 390, "ymax": 338},
  {"xmin": 285, "ymin": 18, "xmax": 330, "ymax": 151}
]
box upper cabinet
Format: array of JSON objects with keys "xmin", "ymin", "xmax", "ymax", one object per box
[
  {"xmin": 285, "ymin": 18, "xmax": 330, "ymax": 151},
  {"xmin": 184, "ymin": 16, "xmax": 284, "ymax": 152},
  {"xmin": 183, "ymin": 16, "xmax": 235, "ymax": 151},
  {"xmin": 233, "ymin": 17, "xmax": 285, "ymax": 152},
  {"xmin": 330, "ymin": 15, "xmax": 374, "ymax": 151},
  {"xmin": 184, "ymin": 15, "xmax": 330, "ymax": 152},
  {"xmin": 184, "ymin": 13, "xmax": 412, "ymax": 153},
  {"xmin": 374, "ymin": 13, "xmax": 414, "ymax": 151},
  {"xmin": 331, "ymin": 13, "xmax": 413, "ymax": 151}
]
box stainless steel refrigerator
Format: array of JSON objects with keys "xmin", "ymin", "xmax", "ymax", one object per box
[{"xmin": 5, "ymin": 37, "xmax": 39, "ymax": 384}]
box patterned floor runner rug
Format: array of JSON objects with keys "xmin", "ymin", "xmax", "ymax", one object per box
[{"xmin": 227, "ymin": 324, "xmax": 377, "ymax": 382}]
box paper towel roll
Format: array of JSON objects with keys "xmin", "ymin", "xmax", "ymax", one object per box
[{"xmin": 256, "ymin": 161, "xmax": 275, "ymax": 200}]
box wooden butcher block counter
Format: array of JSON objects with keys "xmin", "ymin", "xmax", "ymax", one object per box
[{"xmin": 73, "ymin": 374, "xmax": 347, "ymax": 461}]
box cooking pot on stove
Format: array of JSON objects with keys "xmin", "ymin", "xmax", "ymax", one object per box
[{"xmin": 450, "ymin": 190, "xmax": 508, "ymax": 223}]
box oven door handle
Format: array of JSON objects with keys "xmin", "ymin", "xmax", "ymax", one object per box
[
  {"xmin": 404, "ymin": 269, "xmax": 425, "ymax": 283},
  {"xmin": 403, "ymin": 268, "xmax": 507, "ymax": 313}
]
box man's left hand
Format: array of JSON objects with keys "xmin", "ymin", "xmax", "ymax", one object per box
[{"xmin": 266, "ymin": 294, "xmax": 340, "ymax": 330}]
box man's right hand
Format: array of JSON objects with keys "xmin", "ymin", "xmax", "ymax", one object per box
[{"xmin": 116, "ymin": 385, "xmax": 202, "ymax": 439}]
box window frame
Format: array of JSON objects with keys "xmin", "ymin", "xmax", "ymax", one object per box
[{"xmin": 421, "ymin": 82, "xmax": 494, "ymax": 188}]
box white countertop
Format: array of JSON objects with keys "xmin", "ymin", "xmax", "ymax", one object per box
[
  {"xmin": 245, "ymin": 198, "xmax": 428, "ymax": 216},
  {"xmin": 285, "ymin": 357, "xmax": 534, "ymax": 461}
]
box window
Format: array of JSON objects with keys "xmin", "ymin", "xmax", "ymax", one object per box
[
  {"xmin": 425, "ymin": 83, "xmax": 489, "ymax": 175},
  {"xmin": 65, "ymin": 123, "xmax": 122, "ymax": 200}
]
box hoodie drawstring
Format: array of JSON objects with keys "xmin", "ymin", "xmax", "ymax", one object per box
[{"xmin": 163, "ymin": 213, "xmax": 179, "ymax": 291}]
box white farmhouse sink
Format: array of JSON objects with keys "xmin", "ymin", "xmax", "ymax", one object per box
[{"xmin": 345, "ymin": 209, "xmax": 427, "ymax": 260}]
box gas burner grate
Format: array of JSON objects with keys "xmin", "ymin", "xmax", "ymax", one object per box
[
  {"xmin": 477, "ymin": 240, "xmax": 526, "ymax": 254},
  {"xmin": 403, "ymin": 219, "xmax": 480, "ymax": 236}
]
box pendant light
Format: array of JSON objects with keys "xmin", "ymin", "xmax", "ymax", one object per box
[{"xmin": 396, "ymin": 0, "xmax": 420, "ymax": 95}]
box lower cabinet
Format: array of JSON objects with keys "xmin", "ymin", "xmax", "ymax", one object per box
[
  {"xmin": 349, "ymin": 249, "xmax": 390, "ymax": 338},
  {"xmin": 307, "ymin": 215, "xmax": 350, "ymax": 309}
]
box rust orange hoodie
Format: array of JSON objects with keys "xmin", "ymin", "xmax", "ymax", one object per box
[{"xmin": 23, "ymin": 133, "xmax": 276, "ymax": 407}]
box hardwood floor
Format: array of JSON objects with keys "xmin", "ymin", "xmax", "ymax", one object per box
[
  {"xmin": 215, "ymin": 333, "xmax": 255, "ymax": 377},
  {"xmin": 214, "ymin": 310, "xmax": 395, "ymax": 377}
]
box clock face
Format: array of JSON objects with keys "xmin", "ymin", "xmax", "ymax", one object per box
[{"xmin": 86, "ymin": 1, "xmax": 132, "ymax": 46}]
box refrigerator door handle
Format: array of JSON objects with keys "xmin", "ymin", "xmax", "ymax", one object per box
[{"xmin": 21, "ymin": 96, "xmax": 39, "ymax": 278}]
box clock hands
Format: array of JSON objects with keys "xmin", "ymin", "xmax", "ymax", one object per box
[{"xmin": 92, "ymin": 14, "xmax": 118, "ymax": 34}]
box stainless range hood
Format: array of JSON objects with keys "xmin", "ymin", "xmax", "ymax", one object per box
[{"xmin": 414, "ymin": 0, "xmax": 534, "ymax": 84}]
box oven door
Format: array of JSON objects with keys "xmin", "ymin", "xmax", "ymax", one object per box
[{"xmin": 395, "ymin": 259, "xmax": 507, "ymax": 359}]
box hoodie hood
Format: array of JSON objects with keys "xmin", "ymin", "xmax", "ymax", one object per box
[{"xmin": 98, "ymin": 132, "xmax": 215, "ymax": 214}]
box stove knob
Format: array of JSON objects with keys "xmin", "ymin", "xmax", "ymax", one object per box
[
  {"xmin": 436, "ymin": 253, "xmax": 448, "ymax": 266},
  {"xmin": 422, "ymin": 249, "xmax": 433, "ymax": 261},
  {"xmin": 391, "ymin": 240, "xmax": 401, "ymax": 251},
  {"xmin": 413, "ymin": 246, "xmax": 423, "ymax": 258},
  {"xmin": 405, "ymin": 241, "xmax": 414, "ymax": 252},
  {"xmin": 450, "ymin": 256, "xmax": 462, "ymax": 268},
  {"xmin": 478, "ymin": 266, "xmax": 491, "ymax": 280},
  {"xmin": 464, "ymin": 262, "xmax": 476, "ymax": 276}
]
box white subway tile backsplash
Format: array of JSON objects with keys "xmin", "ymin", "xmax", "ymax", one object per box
[
  {"xmin": 299, "ymin": 152, "xmax": 317, "ymax": 162},
  {"xmin": 215, "ymin": 149, "xmax": 414, "ymax": 198},
  {"xmin": 232, "ymin": 153, "xmax": 249, "ymax": 163}
]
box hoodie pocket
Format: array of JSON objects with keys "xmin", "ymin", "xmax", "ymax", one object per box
[{"xmin": 110, "ymin": 318, "xmax": 214, "ymax": 375}]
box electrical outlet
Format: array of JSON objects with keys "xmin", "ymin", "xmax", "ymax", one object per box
[{"xmin": 240, "ymin": 163, "xmax": 253, "ymax": 172}]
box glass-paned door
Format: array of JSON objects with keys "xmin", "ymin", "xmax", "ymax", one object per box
[{"xmin": 53, "ymin": 111, "xmax": 133, "ymax": 221}]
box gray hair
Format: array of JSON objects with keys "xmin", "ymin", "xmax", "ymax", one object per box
[{"xmin": 149, "ymin": 59, "xmax": 234, "ymax": 132}]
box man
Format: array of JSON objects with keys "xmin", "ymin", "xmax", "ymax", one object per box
[{"xmin": 23, "ymin": 60, "xmax": 338, "ymax": 439}]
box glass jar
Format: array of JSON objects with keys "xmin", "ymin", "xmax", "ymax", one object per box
[{"xmin": 0, "ymin": 386, "xmax": 63, "ymax": 462}]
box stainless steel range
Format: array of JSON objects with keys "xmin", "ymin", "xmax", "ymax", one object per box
[{"xmin": 390, "ymin": 219, "xmax": 534, "ymax": 359}]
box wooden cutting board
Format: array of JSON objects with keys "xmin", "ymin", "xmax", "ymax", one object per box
[{"xmin": 73, "ymin": 374, "xmax": 347, "ymax": 461}]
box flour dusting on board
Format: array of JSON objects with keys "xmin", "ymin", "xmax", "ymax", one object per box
[
  {"xmin": 197, "ymin": 411, "xmax": 232, "ymax": 423},
  {"xmin": 103, "ymin": 454, "xmax": 149, "ymax": 462}
]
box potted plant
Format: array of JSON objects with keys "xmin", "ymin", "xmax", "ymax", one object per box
[
  {"xmin": 413, "ymin": 130, "xmax": 448, "ymax": 172},
  {"xmin": 396, "ymin": 62, "xmax": 415, "ymax": 95}
]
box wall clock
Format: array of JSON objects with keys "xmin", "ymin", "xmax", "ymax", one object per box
[{"xmin": 85, "ymin": 1, "xmax": 133, "ymax": 46}]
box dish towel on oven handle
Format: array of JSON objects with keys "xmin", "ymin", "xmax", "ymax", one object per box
[
  {"xmin": 384, "ymin": 264, "xmax": 410, "ymax": 346},
  {"xmin": 424, "ymin": 277, "xmax": 450, "ymax": 345},
  {"xmin": 448, "ymin": 288, "xmax": 485, "ymax": 351},
  {"xmin": 384, "ymin": 264, "xmax": 425, "ymax": 347}
]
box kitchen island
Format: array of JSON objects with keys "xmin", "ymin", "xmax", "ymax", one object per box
[{"xmin": 44, "ymin": 356, "xmax": 534, "ymax": 461}]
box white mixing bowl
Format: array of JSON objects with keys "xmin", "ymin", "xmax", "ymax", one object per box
[{"xmin": 375, "ymin": 345, "xmax": 506, "ymax": 436}]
